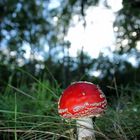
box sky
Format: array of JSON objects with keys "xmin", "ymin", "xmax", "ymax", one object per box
[{"xmin": 65, "ymin": 0, "xmax": 123, "ymax": 58}]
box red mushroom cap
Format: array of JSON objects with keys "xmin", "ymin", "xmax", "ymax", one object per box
[{"xmin": 58, "ymin": 81, "xmax": 107, "ymax": 119}]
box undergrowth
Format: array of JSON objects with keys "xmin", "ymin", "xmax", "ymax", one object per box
[{"xmin": 0, "ymin": 70, "xmax": 140, "ymax": 140}]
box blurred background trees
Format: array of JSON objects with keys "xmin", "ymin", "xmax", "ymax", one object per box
[
  {"xmin": 0, "ymin": 0, "xmax": 140, "ymax": 92},
  {"xmin": 0, "ymin": 1, "xmax": 140, "ymax": 139}
]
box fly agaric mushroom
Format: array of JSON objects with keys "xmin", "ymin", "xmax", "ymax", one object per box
[{"xmin": 58, "ymin": 81, "xmax": 107, "ymax": 140}]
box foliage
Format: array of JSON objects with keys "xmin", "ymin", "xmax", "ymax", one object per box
[
  {"xmin": 114, "ymin": 0, "xmax": 140, "ymax": 53},
  {"xmin": 0, "ymin": 0, "xmax": 140, "ymax": 88},
  {"xmin": 0, "ymin": 74, "xmax": 140, "ymax": 139},
  {"xmin": 0, "ymin": 0, "xmax": 99, "ymax": 55}
]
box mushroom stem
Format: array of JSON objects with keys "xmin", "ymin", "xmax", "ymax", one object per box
[{"xmin": 76, "ymin": 118, "xmax": 96, "ymax": 140}]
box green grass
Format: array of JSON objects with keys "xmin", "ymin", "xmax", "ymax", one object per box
[
  {"xmin": 0, "ymin": 71, "xmax": 140, "ymax": 139},
  {"xmin": 14, "ymin": 92, "xmax": 17, "ymax": 140}
]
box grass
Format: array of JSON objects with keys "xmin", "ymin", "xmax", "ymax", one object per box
[
  {"xmin": 0, "ymin": 71, "xmax": 140, "ymax": 139},
  {"xmin": 14, "ymin": 92, "xmax": 17, "ymax": 140}
]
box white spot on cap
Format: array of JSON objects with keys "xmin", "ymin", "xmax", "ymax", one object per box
[
  {"xmin": 100, "ymin": 94, "xmax": 105, "ymax": 98},
  {"xmin": 82, "ymin": 92, "xmax": 86, "ymax": 96},
  {"xmin": 58, "ymin": 108, "xmax": 68, "ymax": 113}
]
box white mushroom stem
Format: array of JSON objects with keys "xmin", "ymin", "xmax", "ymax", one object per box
[{"xmin": 76, "ymin": 118, "xmax": 96, "ymax": 140}]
